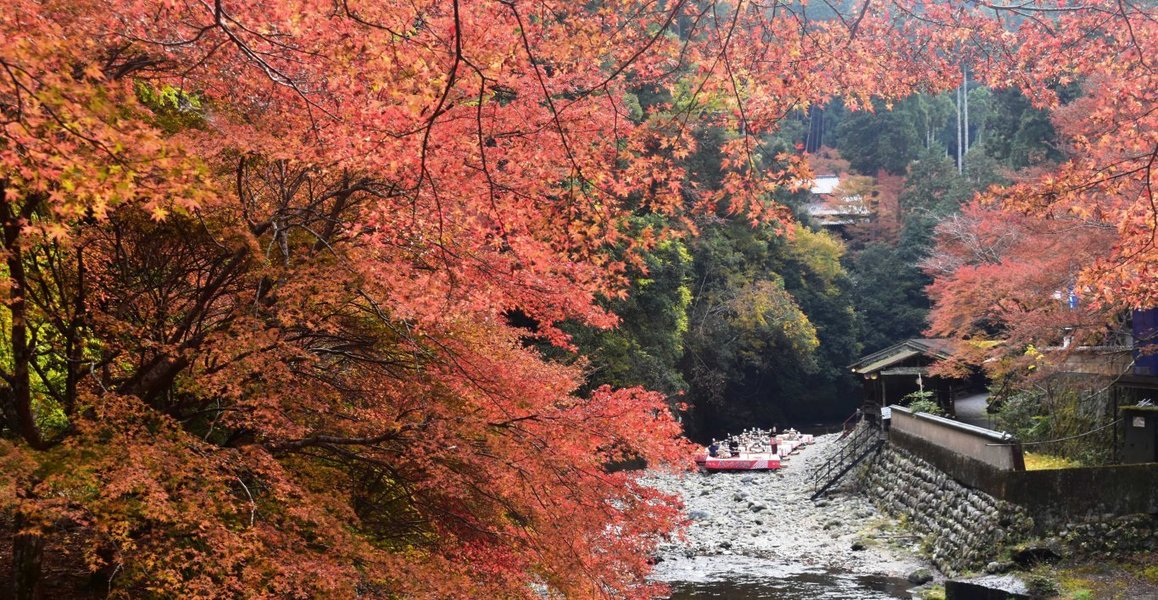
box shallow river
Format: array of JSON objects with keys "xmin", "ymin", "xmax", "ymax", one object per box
[
  {"xmin": 654, "ymin": 556, "xmax": 914, "ymax": 599},
  {"xmin": 646, "ymin": 433, "xmax": 928, "ymax": 600}
]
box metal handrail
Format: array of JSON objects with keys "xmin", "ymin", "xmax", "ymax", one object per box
[
  {"xmin": 810, "ymin": 424, "xmax": 881, "ymax": 497},
  {"xmin": 838, "ymin": 409, "xmax": 861, "ymax": 438}
]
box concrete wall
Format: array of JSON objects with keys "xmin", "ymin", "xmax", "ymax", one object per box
[
  {"xmin": 888, "ymin": 429, "xmax": 1010, "ymax": 497},
  {"xmin": 1055, "ymin": 346, "xmax": 1133, "ymax": 377},
  {"xmin": 889, "ymin": 406, "xmax": 1024, "ymax": 471}
]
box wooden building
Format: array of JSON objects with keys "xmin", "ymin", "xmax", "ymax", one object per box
[{"xmin": 850, "ymin": 338, "xmax": 974, "ymax": 415}]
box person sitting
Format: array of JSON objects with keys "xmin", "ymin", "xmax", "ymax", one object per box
[
  {"xmin": 728, "ymin": 439, "xmax": 740, "ymax": 457},
  {"xmin": 708, "ymin": 440, "xmax": 719, "ymax": 458}
]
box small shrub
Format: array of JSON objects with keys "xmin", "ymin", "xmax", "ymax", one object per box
[
  {"xmin": 1026, "ymin": 570, "xmax": 1059, "ymax": 598},
  {"xmin": 905, "ymin": 390, "xmax": 945, "ymax": 416}
]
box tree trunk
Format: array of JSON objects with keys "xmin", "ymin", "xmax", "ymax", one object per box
[
  {"xmin": 12, "ymin": 514, "xmax": 44, "ymax": 600},
  {"xmin": 963, "ymin": 65, "xmax": 970, "ymax": 157},
  {"xmin": 955, "ymin": 75, "xmax": 964, "ymax": 174}
]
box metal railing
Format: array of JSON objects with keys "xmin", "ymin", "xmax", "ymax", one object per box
[
  {"xmin": 838, "ymin": 409, "xmax": 861, "ymax": 439},
  {"xmin": 810, "ymin": 422, "xmax": 884, "ymax": 500}
]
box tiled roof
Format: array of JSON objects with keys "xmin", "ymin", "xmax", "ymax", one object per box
[{"xmin": 849, "ymin": 338, "xmax": 959, "ymax": 374}]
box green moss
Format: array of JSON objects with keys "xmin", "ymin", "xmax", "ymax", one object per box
[
  {"xmin": 1023, "ymin": 451, "xmax": 1082, "ymax": 471},
  {"xmin": 1026, "ymin": 566, "xmax": 1059, "ymax": 598},
  {"xmin": 1055, "ymin": 571, "xmax": 1096, "ymax": 599},
  {"xmin": 918, "ymin": 584, "xmax": 946, "ymax": 600},
  {"xmin": 1052, "ymin": 559, "xmax": 1152, "ymax": 600},
  {"xmin": 918, "ymin": 533, "xmax": 936, "ymax": 556}
]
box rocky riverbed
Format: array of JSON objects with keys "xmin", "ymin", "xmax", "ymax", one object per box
[{"xmin": 646, "ymin": 433, "xmax": 936, "ymax": 596}]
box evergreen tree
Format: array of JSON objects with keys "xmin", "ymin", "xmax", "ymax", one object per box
[{"xmin": 836, "ymin": 99, "xmax": 923, "ymax": 175}]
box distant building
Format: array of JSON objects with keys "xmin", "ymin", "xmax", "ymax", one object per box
[
  {"xmin": 1046, "ymin": 309, "xmax": 1158, "ymax": 462},
  {"xmin": 804, "ymin": 174, "xmax": 872, "ymax": 229},
  {"xmin": 809, "ymin": 175, "xmax": 841, "ymax": 196}
]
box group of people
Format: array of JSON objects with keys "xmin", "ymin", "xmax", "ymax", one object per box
[{"xmin": 706, "ymin": 427, "xmax": 802, "ymax": 458}]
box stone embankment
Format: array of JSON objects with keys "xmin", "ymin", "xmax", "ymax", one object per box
[
  {"xmin": 1059, "ymin": 513, "xmax": 1158, "ymax": 556},
  {"xmin": 648, "ymin": 433, "xmax": 930, "ymax": 581},
  {"xmin": 858, "ymin": 446, "xmax": 1034, "ymax": 576}
]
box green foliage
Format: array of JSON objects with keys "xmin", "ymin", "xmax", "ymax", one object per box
[
  {"xmin": 847, "ymin": 241, "xmax": 929, "ymax": 354},
  {"xmin": 901, "ymin": 151, "xmax": 961, "ymax": 217},
  {"xmin": 996, "ymin": 391, "xmax": 1051, "ymax": 438},
  {"xmin": 682, "ymin": 221, "xmax": 824, "ymax": 422},
  {"xmin": 0, "ymin": 271, "xmax": 99, "ymax": 438},
  {"xmin": 134, "ymin": 82, "xmax": 204, "ymax": 133},
  {"xmin": 964, "ymin": 86, "xmax": 993, "ymax": 145},
  {"xmin": 563, "ymin": 234, "xmax": 695, "ymax": 397},
  {"xmin": 621, "ymin": 92, "xmax": 644, "ymax": 122},
  {"xmin": 682, "ymin": 220, "xmax": 861, "ymax": 435},
  {"xmin": 904, "ymin": 389, "xmax": 945, "ymax": 416},
  {"xmin": 775, "ymin": 227, "xmax": 862, "ymax": 419},
  {"xmin": 727, "ymin": 277, "xmax": 820, "ymax": 365},
  {"xmin": 836, "ymin": 99, "xmax": 922, "ymax": 175},
  {"xmin": 908, "ymin": 93, "xmax": 956, "ymax": 151},
  {"xmin": 981, "ymin": 88, "xmax": 1061, "ymax": 168},
  {"xmin": 993, "ymin": 383, "xmax": 1114, "ymax": 465}
]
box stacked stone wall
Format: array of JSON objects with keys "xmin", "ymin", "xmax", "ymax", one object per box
[
  {"xmin": 858, "ymin": 446, "xmax": 1033, "ymax": 576},
  {"xmin": 1057, "ymin": 514, "xmax": 1158, "ymax": 557}
]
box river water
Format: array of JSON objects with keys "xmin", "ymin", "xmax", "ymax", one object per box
[{"xmin": 653, "ymin": 556, "xmax": 914, "ymax": 599}]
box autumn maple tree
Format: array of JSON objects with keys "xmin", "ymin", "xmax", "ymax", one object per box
[
  {"xmin": 922, "ymin": 0, "xmax": 1157, "ymax": 379},
  {"xmin": 1, "ymin": 0, "xmax": 1155, "ymax": 597}
]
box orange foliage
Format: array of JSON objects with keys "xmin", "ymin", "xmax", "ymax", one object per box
[
  {"xmin": 0, "ymin": 0, "xmax": 1155, "ymax": 597},
  {"xmin": 841, "ymin": 170, "xmax": 906, "ymax": 246},
  {"xmin": 925, "ymin": 201, "xmax": 1121, "ymax": 377},
  {"xmin": 806, "ymin": 147, "xmax": 852, "ymax": 177},
  {"xmin": 923, "ymin": 0, "xmax": 1156, "ymax": 374}
]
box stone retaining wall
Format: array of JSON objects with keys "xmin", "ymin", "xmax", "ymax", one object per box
[
  {"xmin": 888, "ymin": 408, "xmax": 1158, "ymax": 531},
  {"xmin": 1002, "ymin": 464, "xmax": 1158, "ymax": 530},
  {"xmin": 858, "ymin": 446, "xmax": 1033, "ymax": 576},
  {"xmin": 860, "ymin": 443, "xmax": 1158, "ymax": 577},
  {"xmin": 1058, "ymin": 513, "xmax": 1158, "ymax": 557}
]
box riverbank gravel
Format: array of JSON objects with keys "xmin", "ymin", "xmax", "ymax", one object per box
[{"xmin": 647, "ymin": 432, "xmax": 932, "ymax": 581}]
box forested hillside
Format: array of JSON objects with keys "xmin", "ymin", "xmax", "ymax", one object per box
[
  {"xmin": 560, "ymin": 82, "xmax": 1061, "ymax": 440},
  {"xmin": 1, "ymin": 0, "xmax": 1153, "ymax": 597}
]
